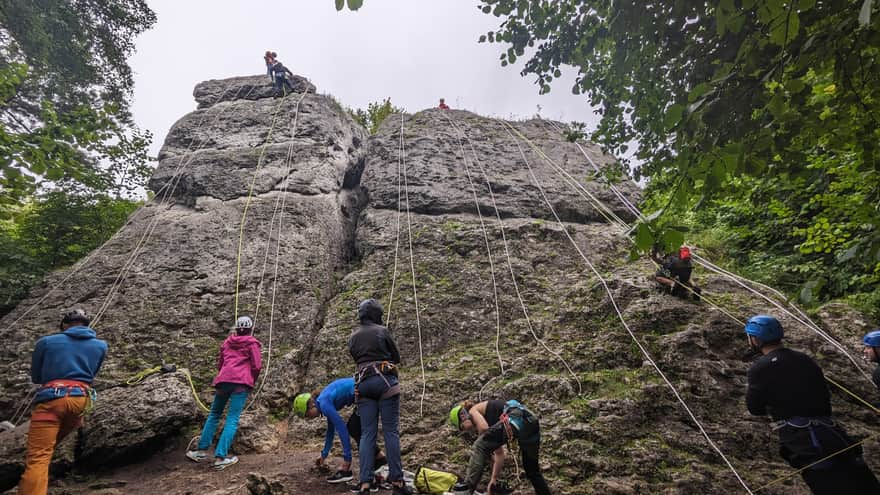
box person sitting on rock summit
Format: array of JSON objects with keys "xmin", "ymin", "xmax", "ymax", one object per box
[
  {"xmin": 744, "ymin": 315, "xmax": 880, "ymax": 494},
  {"xmin": 651, "ymin": 245, "xmax": 701, "ymax": 300},
  {"xmin": 862, "ymin": 329, "xmax": 880, "ymax": 390},
  {"xmin": 451, "ymin": 399, "xmax": 549, "ymax": 495},
  {"xmin": 186, "ymin": 315, "xmax": 262, "ymax": 470},
  {"xmin": 348, "ymin": 298, "xmax": 411, "ymax": 495},
  {"xmin": 19, "ymin": 308, "xmax": 107, "ymax": 495},
  {"xmin": 448, "ymin": 400, "xmax": 517, "ymax": 495},
  {"xmin": 293, "ymin": 377, "xmax": 387, "ymax": 485},
  {"xmin": 438, "ymin": 98, "xmax": 450, "ymax": 110},
  {"xmin": 269, "ymin": 57, "xmax": 294, "ymax": 97}
]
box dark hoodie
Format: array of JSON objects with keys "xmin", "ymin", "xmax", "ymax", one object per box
[
  {"xmin": 348, "ymin": 319, "xmax": 401, "ymax": 366},
  {"xmin": 31, "ymin": 326, "xmax": 107, "ymax": 400},
  {"xmin": 213, "ymin": 334, "xmax": 262, "ymax": 388}
]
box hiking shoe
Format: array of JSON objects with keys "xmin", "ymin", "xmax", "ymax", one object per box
[
  {"xmin": 327, "ymin": 470, "xmax": 354, "ymax": 484},
  {"xmin": 185, "ymin": 450, "xmax": 208, "ymax": 462},
  {"xmin": 213, "ymin": 456, "xmax": 239, "ymax": 470},
  {"xmin": 391, "ymin": 482, "xmax": 413, "ymax": 495}
]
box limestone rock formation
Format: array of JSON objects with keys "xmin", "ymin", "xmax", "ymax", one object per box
[{"xmin": 1, "ymin": 73, "xmax": 878, "ymax": 495}]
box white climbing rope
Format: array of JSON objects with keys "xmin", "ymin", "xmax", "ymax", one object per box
[
  {"xmin": 385, "ymin": 115, "xmax": 405, "ymax": 325},
  {"xmin": 503, "ymin": 122, "xmax": 754, "ymax": 494},
  {"xmin": 399, "ymin": 114, "xmax": 428, "ymax": 417},
  {"xmin": 436, "ymin": 111, "xmax": 505, "ymax": 377},
  {"xmin": 443, "ymin": 112, "xmax": 583, "ymax": 395}
]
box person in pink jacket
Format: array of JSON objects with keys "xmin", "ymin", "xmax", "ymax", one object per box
[{"xmin": 186, "ymin": 316, "xmax": 262, "ymax": 470}]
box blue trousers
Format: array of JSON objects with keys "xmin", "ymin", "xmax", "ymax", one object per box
[
  {"xmin": 357, "ymin": 374, "xmax": 402, "ymax": 484},
  {"xmin": 274, "ymin": 75, "xmax": 293, "ymax": 96},
  {"xmin": 197, "ymin": 387, "xmax": 247, "ymax": 458}
]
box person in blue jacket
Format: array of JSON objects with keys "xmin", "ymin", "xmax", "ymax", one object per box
[
  {"xmin": 20, "ymin": 309, "xmax": 107, "ymax": 495},
  {"xmin": 294, "ymin": 377, "xmax": 386, "ymax": 485}
]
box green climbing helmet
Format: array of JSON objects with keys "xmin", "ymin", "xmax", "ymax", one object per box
[
  {"xmin": 293, "ymin": 393, "xmax": 311, "ymax": 417},
  {"xmin": 449, "ymin": 405, "xmax": 463, "ymax": 429}
]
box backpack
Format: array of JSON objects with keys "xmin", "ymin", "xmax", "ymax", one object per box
[{"xmin": 413, "ymin": 466, "xmax": 458, "ymax": 494}]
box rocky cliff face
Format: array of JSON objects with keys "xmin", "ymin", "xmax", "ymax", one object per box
[{"xmin": 1, "ymin": 75, "xmax": 878, "ymax": 495}]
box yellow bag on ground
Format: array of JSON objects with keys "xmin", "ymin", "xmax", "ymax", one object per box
[{"xmin": 414, "ymin": 466, "xmax": 458, "ymax": 494}]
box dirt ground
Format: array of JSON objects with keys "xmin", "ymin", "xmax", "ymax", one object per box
[{"xmin": 41, "ymin": 446, "xmax": 373, "ymax": 495}]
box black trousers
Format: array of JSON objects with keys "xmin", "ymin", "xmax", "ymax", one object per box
[
  {"xmin": 801, "ymin": 458, "xmax": 880, "ymax": 495},
  {"xmin": 346, "ymin": 411, "xmax": 383, "ymax": 459}
]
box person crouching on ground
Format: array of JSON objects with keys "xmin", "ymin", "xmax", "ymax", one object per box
[
  {"xmin": 349, "ymin": 298, "xmax": 411, "ymax": 495},
  {"xmin": 745, "ymin": 315, "xmax": 880, "ymax": 494},
  {"xmin": 448, "ymin": 400, "xmax": 514, "ymax": 495},
  {"xmin": 186, "ymin": 316, "xmax": 262, "ymax": 470},
  {"xmin": 454, "ymin": 399, "xmax": 550, "ymax": 495},
  {"xmin": 293, "ymin": 377, "xmax": 387, "ymax": 485},
  {"xmin": 19, "ymin": 309, "xmax": 107, "ymax": 495}
]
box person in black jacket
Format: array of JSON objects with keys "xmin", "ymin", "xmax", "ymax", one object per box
[
  {"xmin": 651, "ymin": 245, "xmax": 701, "ymax": 300},
  {"xmin": 269, "ymin": 58, "xmax": 294, "ymax": 97},
  {"xmin": 348, "ymin": 299, "xmax": 411, "ymax": 495},
  {"xmin": 745, "ymin": 315, "xmax": 880, "ymax": 494}
]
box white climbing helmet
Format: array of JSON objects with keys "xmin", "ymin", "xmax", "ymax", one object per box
[{"xmin": 235, "ymin": 315, "xmax": 254, "ymax": 330}]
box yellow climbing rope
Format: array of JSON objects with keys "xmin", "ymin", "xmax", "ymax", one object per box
[{"xmin": 125, "ymin": 366, "xmax": 210, "ymax": 412}]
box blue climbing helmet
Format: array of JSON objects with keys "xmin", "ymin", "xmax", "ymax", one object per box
[
  {"xmin": 863, "ymin": 330, "xmax": 880, "ymax": 348},
  {"xmin": 744, "ymin": 315, "xmax": 783, "ymax": 342}
]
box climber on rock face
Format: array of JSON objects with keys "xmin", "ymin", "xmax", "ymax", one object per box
[
  {"xmin": 19, "ymin": 308, "xmax": 107, "ymax": 495},
  {"xmin": 651, "ymin": 245, "xmax": 701, "ymax": 300},
  {"xmin": 186, "ymin": 315, "xmax": 262, "ymax": 470},
  {"xmin": 438, "ymin": 98, "xmax": 450, "ymax": 110},
  {"xmin": 862, "ymin": 330, "xmax": 880, "ymax": 390},
  {"xmin": 744, "ymin": 315, "xmax": 880, "ymax": 494},
  {"xmin": 293, "ymin": 377, "xmax": 387, "ymax": 485},
  {"xmin": 348, "ymin": 298, "xmax": 411, "ymax": 495},
  {"xmin": 269, "ymin": 57, "xmax": 294, "ymax": 97},
  {"xmin": 448, "ymin": 400, "xmax": 521, "ymax": 495}
]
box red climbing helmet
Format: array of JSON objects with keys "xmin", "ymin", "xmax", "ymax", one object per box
[{"xmin": 679, "ymin": 246, "xmax": 691, "ymax": 260}]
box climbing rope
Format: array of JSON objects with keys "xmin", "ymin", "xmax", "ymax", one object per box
[
  {"xmin": 436, "ymin": 111, "xmax": 505, "ymax": 377},
  {"xmin": 246, "ymin": 93, "xmax": 307, "ymax": 412},
  {"xmin": 91, "ymin": 84, "xmax": 261, "ymax": 327},
  {"xmin": 385, "ymin": 114, "xmax": 405, "ymax": 325},
  {"xmin": 442, "ymin": 112, "xmax": 582, "ymax": 395},
  {"xmin": 399, "ymin": 114, "xmax": 428, "ymax": 417},
  {"xmin": 511, "ymin": 120, "xmax": 880, "ymax": 489},
  {"xmin": 503, "ymin": 121, "xmax": 754, "ymax": 494},
  {"xmin": 233, "ymin": 92, "xmax": 304, "ymax": 319},
  {"xmin": 124, "ymin": 365, "xmax": 210, "ymax": 412}
]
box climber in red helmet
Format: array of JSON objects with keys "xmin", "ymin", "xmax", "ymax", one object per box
[
  {"xmin": 438, "ymin": 98, "xmax": 450, "ymax": 110},
  {"xmin": 651, "ymin": 245, "xmax": 701, "ymax": 300}
]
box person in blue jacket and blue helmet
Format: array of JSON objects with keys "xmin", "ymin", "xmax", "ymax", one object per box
[{"xmin": 293, "ymin": 377, "xmax": 387, "ymax": 485}]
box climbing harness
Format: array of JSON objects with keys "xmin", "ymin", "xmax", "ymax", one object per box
[{"xmin": 353, "ymin": 360, "xmax": 400, "ymax": 404}]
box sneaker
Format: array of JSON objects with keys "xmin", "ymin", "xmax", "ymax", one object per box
[
  {"xmin": 349, "ymin": 481, "xmax": 379, "ymax": 493},
  {"xmin": 391, "ymin": 482, "xmax": 413, "ymax": 495},
  {"xmin": 185, "ymin": 450, "xmax": 208, "ymax": 462},
  {"xmin": 213, "ymin": 456, "xmax": 239, "ymax": 470},
  {"xmin": 327, "ymin": 470, "xmax": 354, "ymax": 484}
]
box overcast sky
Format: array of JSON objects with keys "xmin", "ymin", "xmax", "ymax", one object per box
[{"xmin": 129, "ymin": 0, "xmax": 601, "ymax": 160}]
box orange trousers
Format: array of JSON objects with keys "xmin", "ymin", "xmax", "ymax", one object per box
[{"xmin": 18, "ymin": 396, "xmax": 87, "ymax": 495}]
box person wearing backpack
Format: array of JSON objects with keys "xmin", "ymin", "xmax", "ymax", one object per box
[
  {"xmin": 745, "ymin": 315, "xmax": 880, "ymax": 494},
  {"xmin": 292, "ymin": 377, "xmax": 387, "ymax": 485},
  {"xmin": 348, "ymin": 298, "xmax": 412, "ymax": 495},
  {"xmin": 448, "ymin": 400, "xmax": 513, "ymax": 495},
  {"xmin": 651, "ymin": 245, "xmax": 701, "ymax": 300},
  {"xmin": 862, "ymin": 330, "xmax": 880, "ymax": 391},
  {"xmin": 186, "ymin": 316, "xmax": 262, "ymax": 470},
  {"xmin": 19, "ymin": 309, "xmax": 107, "ymax": 495},
  {"xmin": 453, "ymin": 399, "xmax": 550, "ymax": 495}
]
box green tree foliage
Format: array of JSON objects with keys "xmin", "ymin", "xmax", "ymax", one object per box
[
  {"xmin": 349, "ymin": 97, "xmax": 404, "ymax": 134},
  {"xmin": 477, "ymin": 0, "xmax": 880, "ymax": 306},
  {"xmin": 0, "ymin": 190, "xmax": 140, "ymax": 316},
  {"xmin": 0, "ymin": 0, "xmax": 156, "ymax": 208}
]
